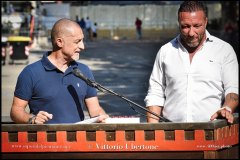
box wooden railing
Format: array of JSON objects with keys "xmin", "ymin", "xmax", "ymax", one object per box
[{"xmin": 1, "ymin": 114, "xmax": 239, "ymax": 159}]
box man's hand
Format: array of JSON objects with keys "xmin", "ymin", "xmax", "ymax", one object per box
[
  {"xmin": 33, "ymin": 111, "xmax": 53, "ymax": 124},
  {"xmin": 96, "ymin": 114, "xmax": 109, "ymax": 123},
  {"xmin": 210, "ymin": 107, "xmax": 234, "ymax": 124}
]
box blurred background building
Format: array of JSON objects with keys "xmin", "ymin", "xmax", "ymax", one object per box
[{"xmin": 1, "ymin": 1, "xmax": 239, "ymax": 52}]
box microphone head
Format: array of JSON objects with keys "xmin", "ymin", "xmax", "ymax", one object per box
[
  {"xmin": 72, "ymin": 68, "xmax": 90, "ymax": 83},
  {"xmin": 72, "ymin": 67, "xmax": 79, "ymax": 74},
  {"xmin": 72, "ymin": 67, "xmax": 96, "ymax": 88},
  {"xmin": 72, "ymin": 68, "xmax": 83, "ymax": 77}
]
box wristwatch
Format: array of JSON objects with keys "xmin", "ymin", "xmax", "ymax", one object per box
[{"xmin": 28, "ymin": 115, "xmax": 36, "ymax": 124}]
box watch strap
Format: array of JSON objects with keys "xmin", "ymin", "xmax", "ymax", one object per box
[{"xmin": 28, "ymin": 115, "xmax": 36, "ymax": 124}]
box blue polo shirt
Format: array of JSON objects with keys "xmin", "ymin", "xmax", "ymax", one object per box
[{"xmin": 14, "ymin": 51, "xmax": 97, "ymax": 124}]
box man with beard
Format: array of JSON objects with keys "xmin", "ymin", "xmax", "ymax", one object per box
[
  {"xmin": 144, "ymin": 1, "xmax": 238, "ymax": 123},
  {"xmin": 10, "ymin": 18, "xmax": 109, "ymax": 124}
]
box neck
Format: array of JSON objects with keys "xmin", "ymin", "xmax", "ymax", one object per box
[
  {"xmin": 181, "ymin": 34, "xmax": 207, "ymax": 64},
  {"xmin": 48, "ymin": 52, "xmax": 69, "ymax": 72}
]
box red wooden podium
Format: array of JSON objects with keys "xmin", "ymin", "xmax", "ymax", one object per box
[{"xmin": 2, "ymin": 114, "xmax": 238, "ymax": 159}]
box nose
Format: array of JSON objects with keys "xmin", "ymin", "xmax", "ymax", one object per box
[
  {"xmin": 79, "ymin": 41, "xmax": 85, "ymax": 50},
  {"xmin": 188, "ymin": 27, "xmax": 195, "ymax": 37}
]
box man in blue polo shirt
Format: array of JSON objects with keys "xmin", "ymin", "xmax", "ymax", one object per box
[{"xmin": 10, "ymin": 18, "xmax": 109, "ymax": 124}]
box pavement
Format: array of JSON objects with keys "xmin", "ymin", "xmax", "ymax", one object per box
[{"xmin": 1, "ymin": 38, "xmax": 170, "ymax": 123}]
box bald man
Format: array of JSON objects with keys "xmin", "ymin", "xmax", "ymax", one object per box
[{"xmin": 10, "ymin": 18, "xmax": 109, "ymax": 124}]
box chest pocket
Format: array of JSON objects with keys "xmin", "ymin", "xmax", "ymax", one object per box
[{"xmin": 193, "ymin": 58, "xmax": 222, "ymax": 81}]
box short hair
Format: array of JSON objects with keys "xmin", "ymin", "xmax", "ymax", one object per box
[
  {"xmin": 51, "ymin": 18, "xmax": 78, "ymax": 48},
  {"xmin": 178, "ymin": 1, "xmax": 208, "ymax": 18}
]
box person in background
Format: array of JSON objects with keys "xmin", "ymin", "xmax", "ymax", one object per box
[
  {"xmin": 92, "ymin": 22, "xmax": 98, "ymax": 40},
  {"xmin": 144, "ymin": 1, "xmax": 238, "ymax": 123},
  {"xmin": 135, "ymin": 17, "xmax": 142, "ymax": 40},
  {"xmin": 10, "ymin": 18, "xmax": 109, "ymax": 124},
  {"xmin": 85, "ymin": 16, "xmax": 93, "ymax": 41},
  {"xmin": 78, "ymin": 17, "xmax": 86, "ymax": 30},
  {"xmin": 77, "ymin": 17, "xmax": 86, "ymax": 39}
]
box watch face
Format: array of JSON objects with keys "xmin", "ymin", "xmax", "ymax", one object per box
[
  {"xmin": 28, "ymin": 116, "xmax": 35, "ymax": 124},
  {"xmin": 28, "ymin": 117, "xmax": 32, "ymax": 124}
]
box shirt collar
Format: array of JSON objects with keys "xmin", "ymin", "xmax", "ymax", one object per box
[
  {"xmin": 205, "ymin": 30, "xmax": 213, "ymax": 42},
  {"xmin": 41, "ymin": 51, "xmax": 78, "ymax": 71}
]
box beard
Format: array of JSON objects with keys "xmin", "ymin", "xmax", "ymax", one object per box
[
  {"xmin": 71, "ymin": 52, "xmax": 80, "ymax": 61},
  {"xmin": 181, "ymin": 33, "xmax": 205, "ymax": 48},
  {"xmin": 186, "ymin": 39, "xmax": 200, "ymax": 48}
]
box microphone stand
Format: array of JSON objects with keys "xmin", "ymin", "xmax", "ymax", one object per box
[{"xmin": 87, "ymin": 79, "xmax": 171, "ymax": 122}]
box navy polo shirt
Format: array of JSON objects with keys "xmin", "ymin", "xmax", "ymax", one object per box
[{"xmin": 14, "ymin": 51, "xmax": 97, "ymax": 124}]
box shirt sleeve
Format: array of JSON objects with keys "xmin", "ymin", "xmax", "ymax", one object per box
[
  {"xmin": 144, "ymin": 48, "xmax": 166, "ymax": 107},
  {"xmin": 14, "ymin": 67, "xmax": 33, "ymax": 101},
  {"xmin": 221, "ymin": 43, "xmax": 239, "ymax": 96}
]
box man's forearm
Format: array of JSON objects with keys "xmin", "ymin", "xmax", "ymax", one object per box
[
  {"xmin": 223, "ymin": 93, "xmax": 239, "ymax": 112},
  {"xmin": 89, "ymin": 106, "xmax": 107, "ymax": 118},
  {"xmin": 10, "ymin": 107, "xmax": 32, "ymax": 124},
  {"xmin": 147, "ymin": 106, "xmax": 163, "ymax": 123}
]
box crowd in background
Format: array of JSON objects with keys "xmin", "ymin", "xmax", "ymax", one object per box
[{"xmin": 76, "ymin": 16, "xmax": 98, "ymax": 41}]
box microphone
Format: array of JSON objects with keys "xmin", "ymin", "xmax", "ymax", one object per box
[
  {"xmin": 72, "ymin": 67, "xmax": 171, "ymax": 122},
  {"xmin": 72, "ymin": 68, "xmax": 96, "ymax": 87}
]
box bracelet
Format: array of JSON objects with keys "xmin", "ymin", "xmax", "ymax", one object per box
[
  {"xmin": 220, "ymin": 106, "xmax": 232, "ymax": 113},
  {"xmin": 28, "ymin": 115, "xmax": 36, "ymax": 124}
]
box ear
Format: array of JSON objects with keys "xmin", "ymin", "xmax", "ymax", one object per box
[{"xmin": 56, "ymin": 38, "xmax": 63, "ymax": 47}]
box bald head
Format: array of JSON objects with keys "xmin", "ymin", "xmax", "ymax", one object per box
[{"xmin": 51, "ymin": 18, "xmax": 83, "ymax": 48}]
